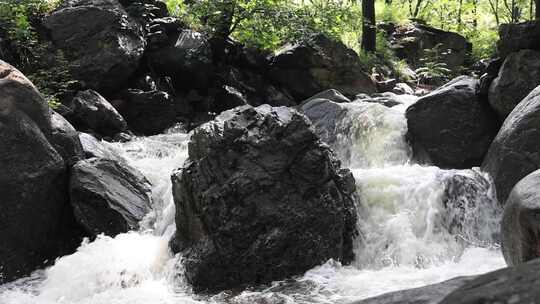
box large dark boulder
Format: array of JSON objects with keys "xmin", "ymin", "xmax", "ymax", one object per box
[
  {"xmin": 406, "ymin": 76, "xmax": 499, "ymax": 168},
  {"xmin": 488, "ymin": 50, "xmax": 540, "ymax": 119},
  {"xmin": 63, "ymin": 90, "xmax": 127, "ymax": 136},
  {"xmin": 389, "ymin": 23, "xmax": 471, "ymax": 71},
  {"xmin": 70, "ymin": 157, "xmax": 152, "ymax": 237},
  {"xmin": 498, "ymin": 20, "xmax": 540, "ymax": 57},
  {"xmin": 50, "ymin": 111, "xmax": 84, "ymax": 165},
  {"xmin": 0, "ymin": 61, "xmax": 78, "ymax": 283},
  {"xmin": 118, "ymin": 89, "xmax": 176, "ymax": 135},
  {"xmin": 44, "ymin": 0, "xmax": 146, "ymax": 92},
  {"xmin": 170, "ymin": 105, "xmax": 359, "ymax": 292},
  {"xmin": 439, "ymin": 258, "xmax": 540, "ymax": 304},
  {"xmin": 147, "ymin": 29, "xmax": 213, "ymax": 90},
  {"xmin": 501, "ymin": 169, "xmax": 540, "ymax": 266},
  {"xmin": 269, "ymin": 34, "xmax": 376, "ymax": 101},
  {"xmin": 483, "ymin": 85, "xmax": 540, "ymax": 204}
]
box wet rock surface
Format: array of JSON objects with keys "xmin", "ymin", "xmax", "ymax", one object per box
[
  {"xmin": 406, "ymin": 76, "xmax": 499, "ymax": 168},
  {"xmin": 483, "ymin": 85, "xmax": 540, "ymax": 204},
  {"xmin": 171, "ymin": 105, "xmax": 359, "ymax": 292},
  {"xmin": 502, "ymin": 169, "xmax": 540, "ymax": 266}
]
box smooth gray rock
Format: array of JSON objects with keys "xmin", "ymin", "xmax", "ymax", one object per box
[
  {"xmin": 170, "ymin": 105, "xmax": 359, "ymax": 292},
  {"xmin": 0, "ymin": 62, "xmax": 78, "ymax": 283},
  {"xmin": 482, "ymin": 85, "xmax": 540, "ymax": 204},
  {"xmin": 50, "ymin": 111, "xmax": 84, "ymax": 165},
  {"xmin": 502, "ymin": 169, "xmax": 540, "ymax": 266},
  {"xmin": 70, "ymin": 158, "xmax": 152, "ymax": 237},
  {"xmin": 488, "ymin": 50, "xmax": 540, "ymax": 119},
  {"xmin": 352, "ymin": 276, "xmax": 475, "ymax": 304},
  {"xmin": 440, "ymin": 258, "xmax": 540, "ymax": 304},
  {"xmin": 406, "ymin": 76, "xmax": 499, "ymax": 168}
]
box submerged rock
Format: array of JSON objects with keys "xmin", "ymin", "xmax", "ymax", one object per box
[
  {"xmin": 269, "ymin": 34, "xmax": 376, "ymax": 100},
  {"xmin": 353, "ymin": 276, "xmax": 475, "ymax": 304},
  {"xmin": 502, "ymin": 169, "xmax": 540, "ymax": 266},
  {"xmin": 483, "ymin": 85, "xmax": 540, "ymax": 204},
  {"xmin": 406, "ymin": 76, "xmax": 499, "ymax": 168},
  {"xmin": 70, "ymin": 158, "xmax": 152, "ymax": 237},
  {"xmin": 439, "ymin": 258, "xmax": 540, "ymax": 303},
  {"xmin": 170, "ymin": 105, "xmax": 359, "ymax": 292},
  {"xmin": 488, "ymin": 49, "xmax": 540, "ymax": 119},
  {"xmin": 44, "ymin": 0, "xmax": 146, "ymax": 92}
]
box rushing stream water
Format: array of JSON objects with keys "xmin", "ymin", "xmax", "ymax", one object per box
[{"xmin": 0, "ymin": 97, "xmax": 506, "ymax": 304}]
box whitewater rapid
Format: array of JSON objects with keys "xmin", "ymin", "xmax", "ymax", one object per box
[{"xmin": 0, "ymin": 97, "xmax": 506, "ymax": 304}]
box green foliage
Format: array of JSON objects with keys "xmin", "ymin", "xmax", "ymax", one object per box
[
  {"xmin": 0, "ymin": 0, "xmax": 75, "ymax": 105},
  {"xmin": 415, "ymin": 43, "xmax": 452, "ymax": 85}
]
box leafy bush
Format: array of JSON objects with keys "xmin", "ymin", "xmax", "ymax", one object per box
[
  {"xmin": 415, "ymin": 43, "xmax": 452, "ymax": 85},
  {"xmin": 0, "ymin": 0, "xmax": 75, "ymax": 107}
]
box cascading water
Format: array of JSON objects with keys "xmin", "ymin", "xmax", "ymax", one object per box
[{"xmin": 0, "ymin": 96, "xmax": 506, "ymax": 304}]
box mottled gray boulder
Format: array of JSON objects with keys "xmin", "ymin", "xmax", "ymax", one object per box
[
  {"xmin": 50, "ymin": 111, "xmax": 84, "ymax": 165},
  {"xmin": 406, "ymin": 76, "xmax": 499, "ymax": 168},
  {"xmin": 498, "ymin": 20, "xmax": 540, "ymax": 57},
  {"xmin": 352, "ymin": 276, "xmax": 475, "ymax": 304},
  {"xmin": 70, "ymin": 158, "xmax": 152, "ymax": 237},
  {"xmin": 488, "ymin": 50, "xmax": 540, "ymax": 118},
  {"xmin": 502, "ymin": 169, "xmax": 540, "ymax": 266},
  {"xmin": 44, "ymin": 0, "xmax": 145, "ymax": 92},
  {"xmin": 302, "ymin": 89, "xmax": 351, "ymax": 105},
  {"xmin": 483, "ymin": 86, "xmax": 540, "ymax": 204},
  {"xmin": 171, "ymin": 105, "xmax": 358, "ymax": 292},
  {"xmin": 63, "ymin": 90, "xmax": 127, "ymax": 136},
  {"xmin": 0, "ymin": 62, "xmax": 77, "ymax": 283},
  {"xmin": 439, "ymin": 258, "xmax": 540, "ymax": 304},
  {"xmin": 119, "ymin": 89, "xmax": 176, "ymax": 135},
  {"xmin": 269, "ymin": 34, "xmax": 376, "ymax": 100},
  {"xmin": 390, "ymin": 23, "xmax": 471, "ymax": 71}
]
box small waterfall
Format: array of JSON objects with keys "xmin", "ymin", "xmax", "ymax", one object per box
[{"xmin": 0, "ymin": 98, "xmax": 506, "ymax": 304}]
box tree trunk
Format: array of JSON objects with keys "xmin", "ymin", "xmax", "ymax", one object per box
[
  {"xmin": 536, "ymin": 0, "xmax": 540, "ymax": 18},
  {"xmin": 361, "ymin": 0, "xmax": 376, "ymax": 53}
]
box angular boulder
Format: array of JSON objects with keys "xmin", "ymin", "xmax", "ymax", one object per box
[
  {"xmin": 488, "ymin": 50, "xmax": 540, "ymax": 118},
  {"xmin": 148, "ymin": 29, "xmax": 213, "ymax": 90},
  {"xmin": 70, "ymin": 158, "xmax": 152, "ymax": 237},
  {"xmin": 498, "ymin": 20, "xmax": 540, "ymax": 57},
  {"xmin": 0, "ymin": 61, "xmax": 78, "ymax": 283},
  {"xmin": 406, "ymin": 76, "xmax": 499, "ymax": 168},
  {"xmin": 389, "ymin": 23, "xmax": 471, "ymax": 71},
  {"xmin": 63, "ymin": 90, "xmax": 127, "ymax": 136},
  {"xmin": 44, "ymin": 0, "xmax": 145, "ymax": 92},
  {"xmin": 118, "ymin": 89, "xmax": 176, "ymax": 135},
  {"xmin": 170, "ymin": 105, "xmax": 359, "ymax": 292},
  {"xmin": 483, "ymin": 85, "xmax": 540, "ymax": 204},
  {"xmin": 501, "ymin": 169, "xmax": 540, "ymax": 266},
  {"xmin": 269, "ymin": 34, "xmax": 376, "ymax": 100}
]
